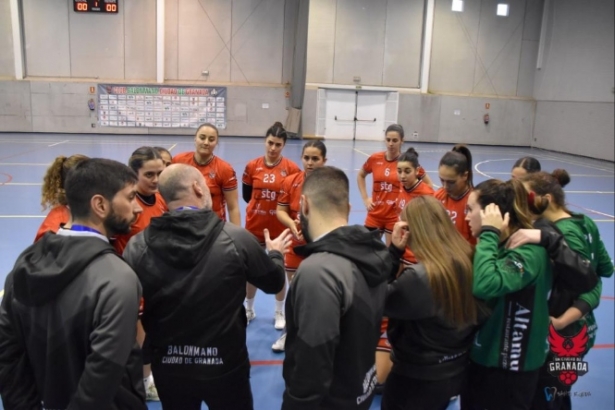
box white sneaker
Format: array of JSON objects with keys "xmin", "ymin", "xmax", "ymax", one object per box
[
  {"xmin": 246, "ymin": 308, "xmax": 256, "ymax": 324},
  {"xmin": 144, "ymin": 375, "xmax": 160, "ymax": 401},
  {"xmin": 272, "ymin": 333, "xmax": 286, "ymax": 353},
  {"xmin": 274, "ymin": 311, "xmax": 286, "ymax": 330}
]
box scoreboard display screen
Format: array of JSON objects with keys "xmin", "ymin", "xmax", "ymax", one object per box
[{"xmin": 74, "ymin": 1, "xmax": 118, "ymax": 14}]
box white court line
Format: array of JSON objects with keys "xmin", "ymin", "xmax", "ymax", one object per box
[
  {"xmin": 4, "ymin": 183, "xmax": 43, "ymax": 186},
  {"xmin": 568, "ymin": 204, "xmax": 614, "ymax": 219},
  {"xmin": 530, "ymin": 152, "xmax": 614, "ymax": 174},
  {"xmin": 0, "ymin": 162, "xmax": 51, "ymax": 166},
  {"xmin": 566, "ymin": 191, "xmax": 614, "ymax": 194},
  {"xmin": 481, "ymin": 171, "xmax": 614, "ymax": 178},
  {"xmin": 48, "ymin": 140, "xmax": 69, "ymax": 147},
  {"xmin": 474, "ymin": 158, "xmax": 510, "ymax": 179},
  {"xmin": 0, "ymin": 215, "xmax": 45, "ymax": 218},
  {"xmin": 168, "ymin": 143, "xmax": 177, "ymax": 151},
  {"xmin": 352, "ymin": 148, "xmax": 371, "ymax": 157},
  {"xmin": 0, "ymin": 289, "xmax": 3, "ymax": 298}
]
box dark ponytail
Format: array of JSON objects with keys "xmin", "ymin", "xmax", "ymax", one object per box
[
  {"xmin": 266, "ymin": 122, "xmax": 288, "ymax": 143},
  {"xmin": 522, "ymin": 170, "xmax": 572, "ymax": 214},
  {"xmin": 439, "ymin": 144, "xmax": 473, "ymax": 187},
  {"xmin": 512, "ymin": 156, "xmax": 541, "ymax": 174},
  {"xmin": 398, "ymin": 147, "xmax": 419, "ymax": 168}
]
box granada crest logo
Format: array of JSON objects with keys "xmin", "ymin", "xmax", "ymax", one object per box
[{"xmin": 547, "ymin": 323, "xmax": 589, "ymax": 386}]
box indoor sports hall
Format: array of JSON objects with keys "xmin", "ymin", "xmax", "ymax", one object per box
[{"xmin": 0, "ymin": 0, "xmax": 613, "ymax": 410}]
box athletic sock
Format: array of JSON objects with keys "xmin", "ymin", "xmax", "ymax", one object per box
[
  {"xmin": 246, "ymin": 298, "xmax": 255, "ymax": 310},
  {"xmin": 275, "ymin": 300, "xmax": 284, "ymax": 313}
]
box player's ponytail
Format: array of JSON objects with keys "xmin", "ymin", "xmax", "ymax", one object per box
[
  {"xmin": 41, "ymin": 154, "xmax": 89, "ymax": 210},
  {"xmin": 266, "ymin": 122, "xmax": 288, "ymax": 143}
]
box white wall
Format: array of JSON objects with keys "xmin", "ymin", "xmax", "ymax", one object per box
[{"xmin": 533, "ymin": 0, "xmax": 614, "ymax": 160}]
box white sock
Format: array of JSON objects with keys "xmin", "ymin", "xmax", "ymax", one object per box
[
  {"xmin": 246, "ymin": 298, "xmax": 255, "ymax": 310},
  {"xmin": 275, "ymin": 300, "xmax": 284, "ymax": 313}
]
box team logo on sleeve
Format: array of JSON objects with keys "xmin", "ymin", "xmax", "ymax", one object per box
[{"xmin": 547, "ymin": 324, "xmax": 589, "ymax": 386}]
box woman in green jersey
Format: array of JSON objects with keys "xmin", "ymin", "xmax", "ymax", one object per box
[
  {"xmin": 518, "ymin": 170, "xmax": 613, "ymax": 410},
  {"xmin": 463, "ymin": 178, "xmax": 552, "ymax": 410}
]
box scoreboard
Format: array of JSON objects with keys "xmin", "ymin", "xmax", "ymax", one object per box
[{"xmin": 74, "ymin": 0, "xmax": 118, "ymax": 14}]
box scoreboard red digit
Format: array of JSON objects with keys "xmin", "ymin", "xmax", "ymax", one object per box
[{"xmin": 74, "ymin": 1, "xmax": 118, "ymax": 14}]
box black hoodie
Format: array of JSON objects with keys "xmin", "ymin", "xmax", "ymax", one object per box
[
  {"xmin": 0, "ymin": 232, "xmax": 145, "ymax": 410},
  {"xmin": 122, "ymin": 208, "xmax": 286, "ymax": 380},
  {"xmin": 282, "ymin": 225, "xmax": 392, "ymax": 410}
]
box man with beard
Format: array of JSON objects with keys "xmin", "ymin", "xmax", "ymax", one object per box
[
  {"xmin": 282, "ymin": 166, "xmax": 393, "ymax": 410},
  {"xmin": 0, "ymin": 158, "xmax": 146, "ymax": 410},
  {"xmin": 122, "ymin": 164, "xmax": 289, "ymax": 410}
]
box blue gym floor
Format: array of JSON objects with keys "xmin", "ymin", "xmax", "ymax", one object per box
[{"xmin": 0, "ymin": 133, "xmax": 612, "ymax": 410}]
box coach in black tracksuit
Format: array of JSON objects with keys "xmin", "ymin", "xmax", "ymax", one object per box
[
  {"xmin": 123, "ymin": 164, "xmax": 289, "ymax": 410},
  {"xmin": 0, "ymin": 159, "xmax": 146, "ymax": 410},
  {"xmin": 282, "ymin": 166, "xmax": 392, "ymax": 410}
]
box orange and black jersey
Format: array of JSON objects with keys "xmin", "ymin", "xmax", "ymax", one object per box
[
  {"xmin": 397, "ymin": 180, "xmax": 435, "ymax": 215},
  {"xmin": 362, "ymin": 152, "xmax": 401, "ymax": 225},
  {"xmin": 243, "ymin": 157, "xmax": 300, "ymax": 243},
  {"xmin": 172, "ymin": 152, "xmax": 238, "ymax": 221},
  {"xmin": 435, "ymin": 187, "xmax": 476, "ymax": 245}
]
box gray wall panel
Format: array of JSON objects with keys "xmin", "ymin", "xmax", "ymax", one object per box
[
  {"xmin": 534, "ymin": 0, "xmax": 614, "ymax": 102},
  {"xmin": 438, "ymin": 96, "xmax": 533, "ymax": 145},
  {"xmin": 69, "ymin": 8, "xmax": 124, "ymax": 78},
  {"xmin": 282, "ymin": 0, "xmax": 298, "ymax": 84},
  {"xmin": 23, "ymin": 0, "xmax": 71, "ymax": 77},
  {"xmin": 230, "ymin": 0, "xmax": 284, "ymax": 83},
  {"xmin": 517, "ymin": 40, "xmax": 538, "ymax": 98},
  {"xmin": 472, "ymin": 0, "xmax": 525, "ymax": 96},
  {"xmin": 534, "ymin": 102, "xmax": 614, "ymax": 161},
  {"xmin": 302, "ymin": 87, "xmax": 317, "ymax": 136},
  {"xmin": 125, "ymin": 0, "xmax": 157, "ymax": 80},
  {"xmin": 430, "ymin": 0, "xmax": 482, "ymax": 94},
  {"xmin": 430, "ymin": 0, "xmax": 540, "ymax": 98},
  {"xmin": 177, "ymin": 0, "xmax": 231, "ymax": 82},
  {"xmin": 0, "ymin": 0, "xmax": 14, "ymax": 77},
  {"xmin": 532, "ymin": 0, "xmax": 614, "ymax": 160},
  {"xmin": 383, "ymin": 0, "xmax": 424, "ymax": 88},
  {"xmin": 306, "ymin": 0, "xmax": 337, "ymax": 84},
  {"xmin": 164, "ymin": 0, "xmax": 179, "ymax": 80},
  {"xmin": 333, "ymin": 0, "xmax": 386, "ymax": 85},
  {"xmin": 398, "ymin": 93, "xmax": 442, "ymax": 141},
  {"xmin": 523, "ymin": 0, "xmax": 543, "ymax": 41}
]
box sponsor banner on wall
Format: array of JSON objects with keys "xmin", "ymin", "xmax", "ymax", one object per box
[{"xmin": 97, "ymin": 84, "xmax": 227, "ymax": 129}]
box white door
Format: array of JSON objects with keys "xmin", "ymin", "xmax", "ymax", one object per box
[
  {"xmin": 324, "ymin": 90, "xmax": 356, "ymax": 140},
  {"xmin": 355, "ymin": 91, "xmax": 387, "ymax": 141}
]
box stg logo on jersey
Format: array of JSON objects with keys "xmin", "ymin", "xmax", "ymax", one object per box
[{"xmin": 547, "ymin": 323, "xmax": 589, "ymax": 386}]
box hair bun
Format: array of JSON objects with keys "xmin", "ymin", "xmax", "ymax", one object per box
[{"xmin": 551, "ymin": 169, "xmax": 570, "ymax": 188}]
